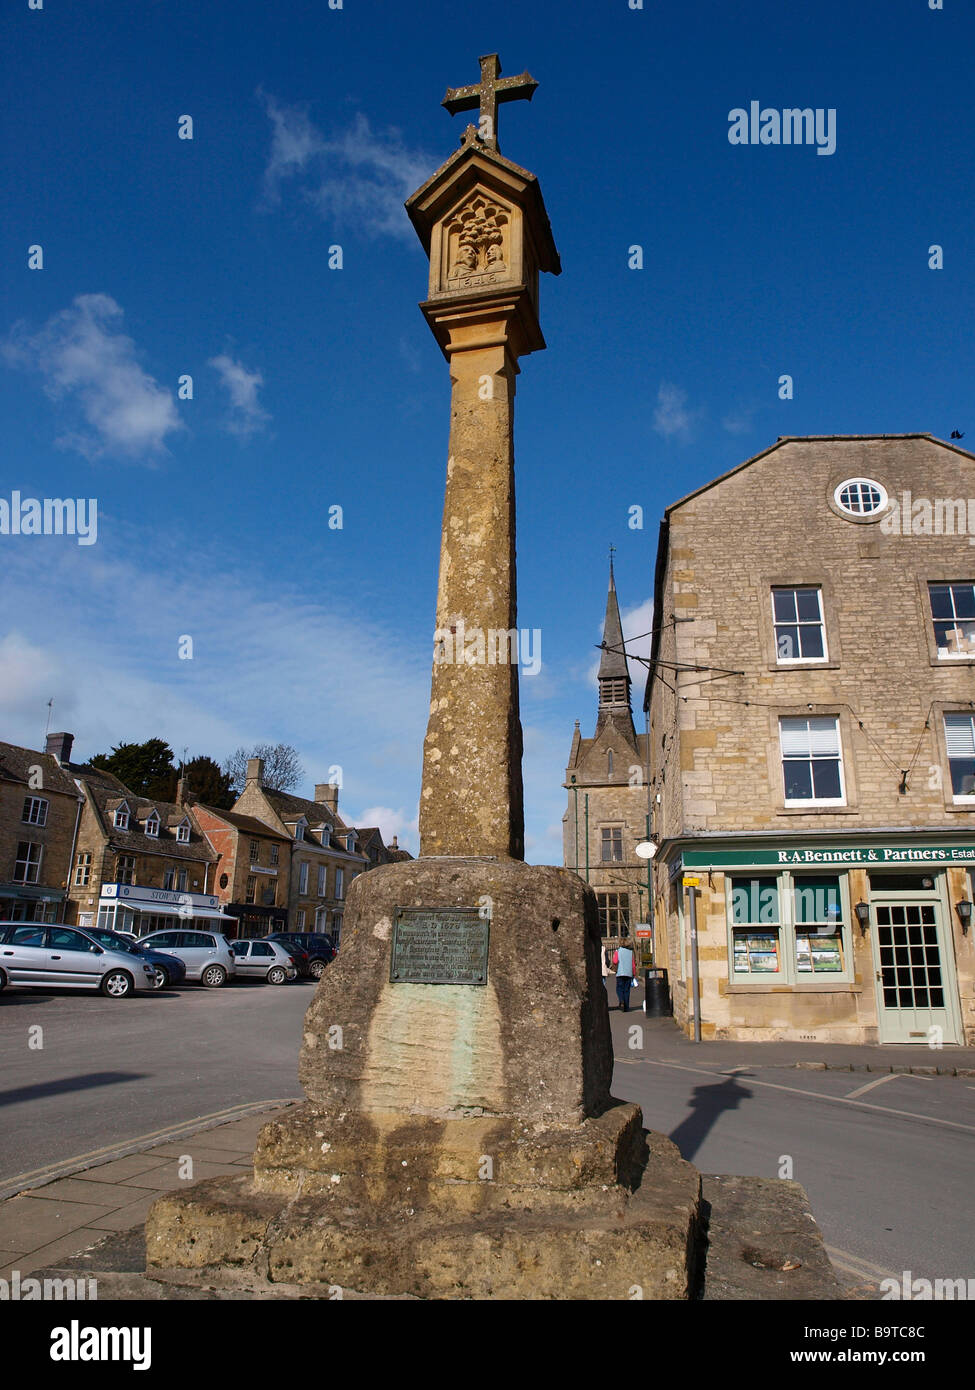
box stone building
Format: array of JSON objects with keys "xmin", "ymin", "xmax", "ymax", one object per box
[
  {"xmin": 645, "ymin": 434, "xmax": 975, "ymax": 1045},
  {"xmin": 65, "ymin": 763, "xmax": 220, "ymax": 935},
  {"xmin": 0, "ymin": 733, "xmax": 83, "ymax": 923},
  {"xmin": 563, "ymin": 562, "xmax": 653, "ymax": 965},
  {"xmin": 232, "ymin": 759, "xmax": 368, "ymax": 942},
  {"xmin": 191, "ymin": 804, "xmax": 292, "ymax": 938},
  {"xmin": 355, "ymin": 826, "xmax": 414, "ymax": 867}
]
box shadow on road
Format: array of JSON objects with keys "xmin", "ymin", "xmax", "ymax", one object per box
[
  {"xmin": 668, "ymin": 1073, "xmax": 754, "ymax": 1161},
  {"xmin": 0, "ymin": 1071, "xmax": 150, "ymax": 1108}
]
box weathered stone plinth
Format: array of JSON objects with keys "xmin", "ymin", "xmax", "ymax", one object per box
[{"xmin": 145, "ymin": 859, "xmax": 704, "ymax": 1298}]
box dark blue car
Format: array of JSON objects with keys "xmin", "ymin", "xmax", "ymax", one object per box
[{"xmin": 82, "ymin": 927, "xmax": 186, "ymax": 990}]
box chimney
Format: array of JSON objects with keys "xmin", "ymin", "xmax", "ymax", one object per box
[
  {"xmin": 315, "ymin": 782, "xmax": 339, "ymax": 813},
  {"xmin": 390, "ymin": 835, "xmax": 399, "ymax": 851},
  {"xmin": 176, "ymin": 777, "xmax": 197, "ymax": 807},
  {"xmin": 246, "ymin": 757, "xmax": 265, "ymax": 786},
  {"xmin": 45, "ymin": 732, "xmax": 74, "ymax": 765}
]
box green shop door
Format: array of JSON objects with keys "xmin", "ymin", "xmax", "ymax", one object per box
[{"xmin": 871, "ymin": 900, "xmax": 961, "ymax": 1044}]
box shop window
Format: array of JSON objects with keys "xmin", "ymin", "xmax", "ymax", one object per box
[
  {"xmin": 793, "ymin": 875, "xmax": 845, "ymax": 975},
  {"xmin": 730, "ymin": 876, "xmax": 781, "ymax": 975},
  {"xmin": 780, "ymin": 716, "xmax": 844, "ymax": 804},
  {"xmin": 929, "ymin": 583, "xmax": 975, "ymax": 659},
  {"xmin": 944, "ymin": 713, "xmax": 975, "ymax": 800},
  {"xmin": 772, "ymin": 587, "xmax": 827, "ymax": 663}
]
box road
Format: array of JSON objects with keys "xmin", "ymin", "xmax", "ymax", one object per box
[
  {"xmin": 609, "ymin": 1011, "xmax": 975, "ymax": 1290},
  {"xmin": 1, "ymin": 979, "xmax": 973, "ymax": 1288}
]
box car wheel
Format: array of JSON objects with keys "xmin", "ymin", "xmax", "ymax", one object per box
[
  {"xmin": 267, "ymin": 965, "xmax": 287, "ymax": 985},
  {"xmin": 309, "ymin": 959, "xmax": 326, "ymax": 980},
  {"xmin": 101, "ymin": 970, "xmax": 133, "ymax": 998},
  {"xmin": 0, "ymin": 969, "xmax": 6, "ymax": 993},
  {"xmin": 151, "ymin": 967, "xmax": 167, "ymax": 990},
  {"xmin": 202, "ymin": 964, "xmax": 227, "ymax": 988}
]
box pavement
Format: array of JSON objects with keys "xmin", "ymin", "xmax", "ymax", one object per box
[{"xmin": 3, "ymin": 1011, "xmax": 973, "ymax": 1289}]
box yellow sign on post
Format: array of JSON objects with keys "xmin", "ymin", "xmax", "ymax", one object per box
[{"xmin": 682, "ymin": 876, "xmax": 699, "ymax": 887}]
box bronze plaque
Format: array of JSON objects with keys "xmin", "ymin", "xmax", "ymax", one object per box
[{"xmin": 390, "ymin": 907, "xmax": 489, "ymax": 985}]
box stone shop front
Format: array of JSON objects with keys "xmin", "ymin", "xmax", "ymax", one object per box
[{"xmin": 655, "ymin": 835, "xmax": 975, "ymax": 1044}]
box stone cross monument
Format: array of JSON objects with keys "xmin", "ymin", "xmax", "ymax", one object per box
[
  {"xmin": 144, "ymin": 58, "xmax": 702, "ymax": 1300},
  {"xmin": 413, "ymin": 54, "xmax": 560, "ymax": 860}
]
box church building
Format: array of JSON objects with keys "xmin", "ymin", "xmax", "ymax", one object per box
[{"xmin": 563, "ymin": 559, "xmax": 653, "ymax": 966}]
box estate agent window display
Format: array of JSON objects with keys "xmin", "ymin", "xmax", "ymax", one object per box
[{"xmin": 725, "ymin": 872, "xmax": 853, "ymax": 984}]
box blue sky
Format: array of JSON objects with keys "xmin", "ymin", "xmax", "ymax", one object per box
[{"xmin": 2, "ymin": 0, "xmax": 973, "ymax": 860}]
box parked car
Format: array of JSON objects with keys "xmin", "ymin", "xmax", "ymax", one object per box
[
  {"xmin": 230, "ymin": 938, "xmax": 297, "ymax": 984},
  {"xmin": 138, "ymin": 929, "xmax": 237, "ymax": 987},
  {"xmin": 0, "ymin": 922, "xmax": 157, "ymax": 997},
  {"xmin": 79, "ymin": 927, "xmax": 187, "ymax": 990},
  {"xmin": 267, "ymin": 933, "xmax": 336, "ymax": 980}
]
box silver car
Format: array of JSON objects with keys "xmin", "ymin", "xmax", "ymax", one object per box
[
  {"xmin": 138, "ymin": 929, "xmax": 237, "ymax": 988},
  {"xmin": 229, "ymin": 938, "xmax": 297, "ymax": 984},
  {"xmin": 0, "ymin": 922, "xmax": 157, "ymax": 997}
]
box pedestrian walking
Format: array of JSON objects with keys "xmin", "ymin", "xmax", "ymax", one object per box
[{"xmin": 615, "ymin": 936, "xmax": 635, "ymax": 1012}]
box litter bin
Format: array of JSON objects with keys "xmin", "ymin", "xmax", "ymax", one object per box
[{"xmin": 643, "ymin": 967, "xmax": 671, "ymax": 1017}]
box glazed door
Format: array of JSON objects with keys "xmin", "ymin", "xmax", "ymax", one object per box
[{"xmin": 871, "ymin": 900, "xmax": 961, "ymax": 1044}]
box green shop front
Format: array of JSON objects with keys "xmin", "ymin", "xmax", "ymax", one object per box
[{"xmin": 655, "ymin": 835, "xmax": 974, "ymax": 1045}]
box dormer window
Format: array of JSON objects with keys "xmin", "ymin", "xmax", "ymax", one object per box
[
  {"xmin": 145, "ymin": 815, "xmax": 160, "ymax": 838},
  {"xmin": 114, "ymin": 807, "xmax": 130, "ymax": 830},
  {"xmin": 294, "ymin": 824, "xmax": 305, "ymax": 842},
  {"xmin": 320, "ymin": 826, "xmax": 330, "ymax": 846},
  {"xmin": 175, "ymin": 822, "xmax": 190, "ymax": 844}
]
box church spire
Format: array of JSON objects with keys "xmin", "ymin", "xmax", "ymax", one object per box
[{"xmin": 596, "ymin": 549, "xmax": 636, "ymax": 741}]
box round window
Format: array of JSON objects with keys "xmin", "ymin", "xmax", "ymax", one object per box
[
  {"xmin": 833, "ymin": 478, "xmax": 888, "ymax": 518},
  {"xmin": 219, "ymin": 873, "xmax": 229, "ymax": 889}
]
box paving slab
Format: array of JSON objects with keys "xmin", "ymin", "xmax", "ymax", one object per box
[
  {"xmin": 27, "ymin": 1177, "xmax": 142, "ymax": 1209},
  {"xmin": 80, "ymin": 1154, "xmax": 172, "ymax": 1184},
  {"xmin": 0, "ymin": 1195, "xmax": 112, "ymax": 1250}
]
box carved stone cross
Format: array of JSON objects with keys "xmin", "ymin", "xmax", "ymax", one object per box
[{"xmin": 442, "ymin": 53, "xmax": 537, "ymax": 151}]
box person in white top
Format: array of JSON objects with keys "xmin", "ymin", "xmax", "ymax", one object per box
[{"xmin": 615, "ymin": 937, "xmax": 636, "ymax": 1012}]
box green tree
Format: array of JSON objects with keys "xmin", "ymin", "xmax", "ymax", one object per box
[
  {"xmin": 182, "ymin": 754, "xmax": 235, "ymax": 809},
  {"xmin": 89, "ymin": 739, "xmax": 178, "ymax": 801}
]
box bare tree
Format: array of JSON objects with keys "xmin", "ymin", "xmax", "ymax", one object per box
[{"xmin": 223, "ymin": 743, "xmax": 305, "ymax": 794}]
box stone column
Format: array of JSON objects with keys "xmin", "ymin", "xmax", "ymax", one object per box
[{"xmin": 419, "ymin": 299, "xmax": 525, "ymax": 860}]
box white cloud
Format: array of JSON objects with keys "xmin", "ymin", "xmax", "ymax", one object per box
[
  {"xmin": 209, "ymin": 353, "xmax": 271, "ymax": 436},
  {"xmin": 353, "ymin": 805, "xmax": 419, "ymax": 854},
  {"xmin": 3, "ymin": 294, "xmax": 182, "ymax": 461},
  {"xmin": 652, "ymin": 382, "xmax": 695, "ymax": 442},
  {"xmin": 259, "ymin": 94, "xmax": 435, "ymax": 241},
  {"xmin": 0, "ymin": 529, "xmax": 429, "ymax": 840}
]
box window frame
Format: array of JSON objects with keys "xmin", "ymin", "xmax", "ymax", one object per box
[
  {"xmin": 115, "ymin": 855, "xmax": 136, "ymax": 886},
  {"xmin": 298, "ymin": 861, "xmax": 309, "ymax": 895},
  {"xmin": 14, "ymin": 841, "xmax": 43, "ymax": 884},
  {"xmin": 771, "ymin": 586, "xmax": 829, "ymax": 665},
  {"xmin": 941, "ymin": 709, "xmax": 975, "ymax": 805},
  {"xmin": 22, "ymin": 796, "xmax": 49, "ymax": 827},
  {"xmin": 145, "ymin": 815, "xmax": 160, "ymax": 838},
  {"xmin": 600, "ymin": 825, "xmax": 624, "ymax": 863},
  {"xmin": 927, "ymin": 580, "xmax": 975, "ymax": 664},
  {"xmin": 113, "ymin": 808, "xmax": 130, "ymax": 830},
  {"xmin": 773, "ymin": 711, "xmax": 845, "ymax": 811},
  {"xmin": 175, "ymin": 822, "xmax": 190, "ymax": 844}
]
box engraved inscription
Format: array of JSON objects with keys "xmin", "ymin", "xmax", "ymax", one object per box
[{"xmin": 390, "ymin": 907, "xmax": 489, "ymax": 985}]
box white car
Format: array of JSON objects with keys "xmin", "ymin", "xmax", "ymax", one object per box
[
  {"xmin": 0, "ymin": 922, "xmax": 157, "ymax": 997},
  {"xmin": 229, "ymin": 938, "xmax": 297, "ymax": 984}
]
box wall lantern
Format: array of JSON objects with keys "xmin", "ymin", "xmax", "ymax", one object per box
[
  {"xmin": 956, "ymin": 900, "xmax": 973, "ymax": 935},
  {"xmin": 854, "ymin": 901, "xmax": 871, "ymax": 933}
]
